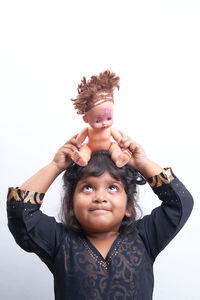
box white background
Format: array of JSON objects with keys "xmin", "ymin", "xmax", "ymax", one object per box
[{"xmin": 0, "ymin": 0, "xmax": 199, "ymax": 299}]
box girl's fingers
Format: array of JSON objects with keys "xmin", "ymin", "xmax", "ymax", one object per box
[
  {"xmin": 129, "ymin": 142, "xmax": 138, "ymax": 153},
  {"xmin": 121, "ymin": 141, "xmax": 130, "ymax": 149},
  {"xmin": 63, "ymin": 143, "xmax": 79, "ymax": 153},
  {"xmin": 118, "ymin": 130, "xmax": 126, "ymax": 138},
  {"xmin": 120, "ymin": 136, "xmax": 141, "ymax": 154},
  {"xmin": 64, "ymin": 134, "xmax": 78, "ymax": 144},
  {"xmin": 120, "ymin": 136, "xmax": 131, "ymax": 148},
  {"xmin": 120, "ymin": 136, "xmax": 134, "ymax": 149},
  {"xmin": 58, "ymin": 147, "xmax": 75, "ymax": 162},
  {"xmin": 130, "ymin": 142, "xmax": 144, "ymax": 155},
  {"xmin": 64, "ymin": 134, "xmax": 81, "ymax": 149}
]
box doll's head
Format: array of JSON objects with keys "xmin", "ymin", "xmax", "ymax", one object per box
[
  {"xmin": 82, "ymin": 101, "xmax": 114, "ymax": 130},
  {"xmin": 71, "ymin": 70, "xmax": 120, "ymax": 115},
  {"xmin": 60, "ymin": 151, "xmax": 146, "ymax": 234}
]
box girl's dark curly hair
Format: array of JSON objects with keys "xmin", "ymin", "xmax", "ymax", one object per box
[
  {"xmin": 60, "ymin": 151, "xmax": 146, "ymax": 234},
  {"xmin": 71, "ymin": 70, "xmax": 120, "ymax": 114}
]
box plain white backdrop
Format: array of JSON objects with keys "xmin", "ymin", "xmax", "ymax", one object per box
[{"xmin": 0, "ymin": 0, "xmax": 199, "ymax": 299}]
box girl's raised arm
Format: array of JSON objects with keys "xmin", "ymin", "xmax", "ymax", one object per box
[{"xmin": 20, "ymin": 134, "xmax": 80, "ymax": 193}]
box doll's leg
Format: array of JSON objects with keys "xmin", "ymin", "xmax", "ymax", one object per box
[
  {"xmin": 71, "ymin": 144, "xmax": 92, "ymax": 166},
  {"xmin": 109, "ymin": 143, "xmax": 132, "ymax": 168}
]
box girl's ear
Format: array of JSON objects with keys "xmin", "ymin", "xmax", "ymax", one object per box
[
  {"xmin": 70, "ymin": 203, "xmax": 74, "ymax": 216},
  {"xmin": 125, "ymin": 203, "xmax": 132, "ymax": 218},
  {"xmin": 83, "ymin": 114, "xmax": 89, "ymax": 123},
  {"xmin": 125, "ymin": 210, "xmax": 131, "ymax": 218}
]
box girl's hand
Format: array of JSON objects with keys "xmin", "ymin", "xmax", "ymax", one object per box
[
  {"xmin": 119, "ymin": 135, "xmax": 148, "ymax": 171},
  {"xmin": 19, "ymin": 134, "xmax": 81, "ymax": 193},
  {"xmin": 52, "ymin": 134, "xmax": 81, "ymax": 172},
  {"xmin": 119, "ymin": 132, "xmax": 163, "ymax": 178}
]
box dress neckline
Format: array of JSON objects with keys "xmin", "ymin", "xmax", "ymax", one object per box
[{"xmin": 80, "ymin": 233, "xmax": 122, "ymax": 269}]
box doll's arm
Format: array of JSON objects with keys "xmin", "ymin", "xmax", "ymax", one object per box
[
  {"xmin": 111, "ymin": 128, "xmax": 123, "ymax": 144},
  {"xmin": 76, "ymin": 127, "xmax": 88, "ymax": 144}
]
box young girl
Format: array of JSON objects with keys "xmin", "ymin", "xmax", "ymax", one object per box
[{"xmin": 7, "ymin": 135, "xmax": 193, "ymax": 300}]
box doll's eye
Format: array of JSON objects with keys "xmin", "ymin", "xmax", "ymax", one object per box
[
  {"xmin": 107, "ymin": 117, "xmax": 112, "ymax": 121},
  {"xmin": 96, "ymin": 120, "xmax": 100, "ymax": 123}
]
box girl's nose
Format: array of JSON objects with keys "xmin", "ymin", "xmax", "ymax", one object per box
[{"xmin": 93, "ymin": 192, "xmax": 107, "ymax": 203}]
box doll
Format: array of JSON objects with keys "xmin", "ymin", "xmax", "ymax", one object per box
[{"xmin": 70, "ymin": 70, "xmax": 132, "ymax": 168}]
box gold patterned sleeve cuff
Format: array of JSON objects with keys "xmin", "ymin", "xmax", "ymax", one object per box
[
  {"xmin": 147, "ymin": 168, "xmax": 175, "ymax": 188},
  {"xmin": 7, "ymin": 187, "xmax": 45, "ymax": 205}
]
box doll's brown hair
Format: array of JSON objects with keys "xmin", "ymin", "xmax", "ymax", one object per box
[{"xmin": 71, "ymin": 70, "xmax": 120, "ymax": 114}]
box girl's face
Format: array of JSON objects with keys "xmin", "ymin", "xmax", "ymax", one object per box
[
  {"xmin": 71, "ymin": 171, "xmax": 131, "ymax": 235},
  {"xmin": 83, "ymin": 102, "xmax": 114, "ymax": 130}
]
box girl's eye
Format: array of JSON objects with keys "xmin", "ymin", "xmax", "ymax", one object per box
[
  {"xmin": 96, "ymin": 120, "xmax": 100, "ymax": 123},
  {"xmin": 108, "ymin": 185, "xmax": 118, "ymax": 192},
  {"xmin": 107, "ymin": 117, "xmax": 112, "ymax": 121},
  {"xmin": 83, "ymin": 185, "xmax": 93, "ymax": 192}
]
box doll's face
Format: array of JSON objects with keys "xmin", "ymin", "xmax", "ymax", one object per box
[{"xmin": 83, "ymin": 102, "xmax": 114, "ymax": 130}]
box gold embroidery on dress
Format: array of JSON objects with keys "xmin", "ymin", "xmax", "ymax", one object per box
[
  {"xmin": 149, "ymin": 168, "xmax": 175, "ymax": 187},
  {"xmin": 7, "ymin": 188, "xmax": 24, "ymax": 202},
  {"xmin": 7, "ymin": 188, "xmax": 43, "ymax": 205},
  {"xmin": 24, "ymin": 191, "xmax": 37, "ymax": 204}
]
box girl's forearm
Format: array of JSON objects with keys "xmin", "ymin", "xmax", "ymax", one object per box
[
  {"xmin": 19, "ymin": 162, "xmax": 62, "ymax": 193},
  {"xmin": 137, "ymin": 159, "xmax": 164, "ymax": 179}
]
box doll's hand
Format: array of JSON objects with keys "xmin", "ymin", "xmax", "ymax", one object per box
[{"xmin": 52, "ymin": 134, "xmax": 81, "ymax": 172}]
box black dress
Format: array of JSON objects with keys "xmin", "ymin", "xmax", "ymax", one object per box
[{"xmin": 7, "ymin": 168, "xmax": 193, "ymax": 300}]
